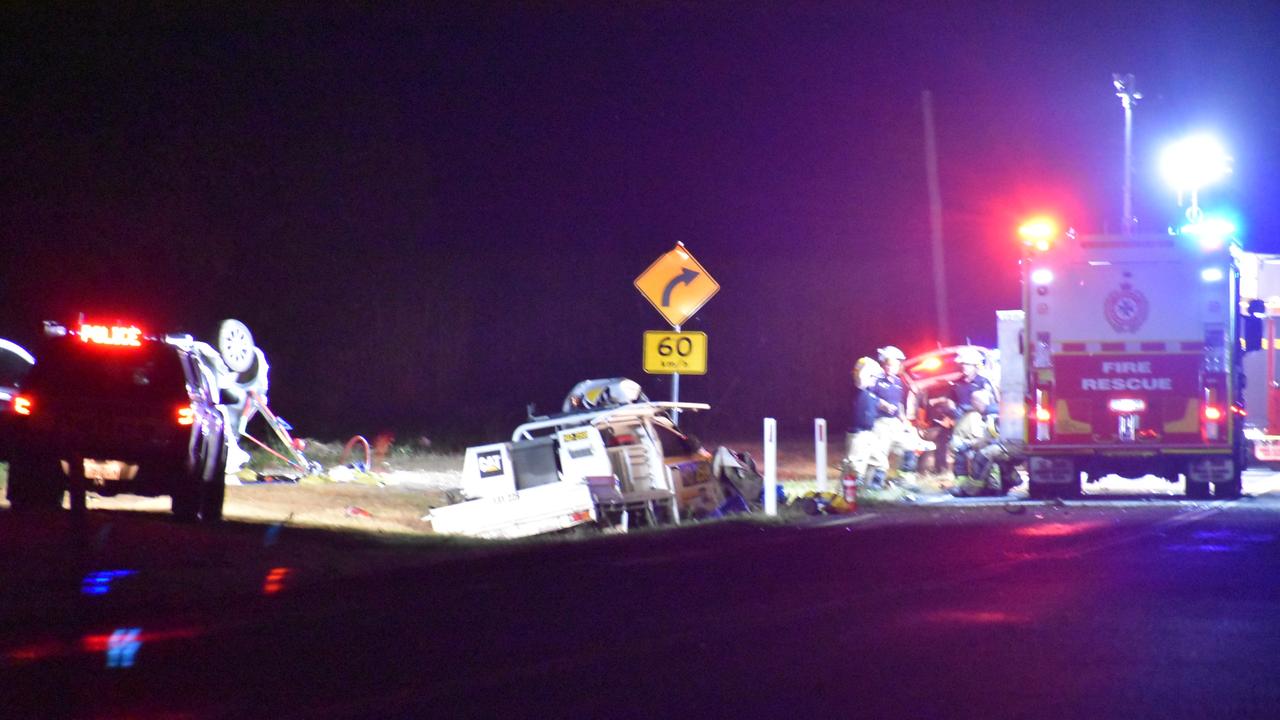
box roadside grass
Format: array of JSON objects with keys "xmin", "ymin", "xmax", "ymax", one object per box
[
  {"xmin": 0, "ymin": 439, "xmax": 901, "ymax": 543},
  {"xmin": 247, "ymin": 436, "xmax": 464, "ymax": 475}
]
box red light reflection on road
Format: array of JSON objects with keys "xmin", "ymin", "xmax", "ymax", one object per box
[
  {"xmin": 263, "ymin": 567, "xmax": 292, "ymax": 595},
  {"xmin": 4, "ymin": 640, "xmax": 62, "ymax": 664},
  {"xmin": 1014, "ymin": 521, "xmax": 1102, "ymax": 537},
  {"xmin": 918, "ymin": 610, "xmax": 1031, "ymax": 625},
  {"xmin": 81, "ymin": 626, "xmax": 202, "ymax": 653},
  {"xmin": 6, "ymin": 626, "xmax": 202, "ymax": 667}
]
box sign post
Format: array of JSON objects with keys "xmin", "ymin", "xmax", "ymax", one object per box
[{"xmin": 635, "ymin": 243, "xmax": 719, "ymax": 422}]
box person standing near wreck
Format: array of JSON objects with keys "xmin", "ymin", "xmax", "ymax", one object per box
[
  {"xmin": 843, "ymin": 357, "xmax": 886, "ymax": 496},
  {"xmin": 869, "ymin": 345, "xmax": 912, "ymax": 486}
]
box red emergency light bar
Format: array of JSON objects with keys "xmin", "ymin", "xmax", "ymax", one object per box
[
  {"xmin": 78, "ymin": 323, "xmax": 143, "ymax": 347},
  {"xmin": 12, "ymin": 395, "xmax": 32, "ymax": 416}
]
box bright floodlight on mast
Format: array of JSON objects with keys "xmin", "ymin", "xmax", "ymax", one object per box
[
  {"xmin": 1112, "ymin": 73, "xmax": 1141, "ymax": 235},
  {"xmin": 1160, "ymin": 134, "xmax": 1232, "ymax": 222}
]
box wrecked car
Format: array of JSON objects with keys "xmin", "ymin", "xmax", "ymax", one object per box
[{"xmin": 428, "ymin": 378, "xmax": 756, "ymax": 539}]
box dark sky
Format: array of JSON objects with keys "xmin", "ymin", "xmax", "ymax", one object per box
[{"xmin": 3, "ymin": 2, "xmax": 1278, "ymax": 443}]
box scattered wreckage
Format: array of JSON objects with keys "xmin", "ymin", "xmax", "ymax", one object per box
[{"xmin": 427, "ymin": 378, "xmax": 763, "ymax": 539}]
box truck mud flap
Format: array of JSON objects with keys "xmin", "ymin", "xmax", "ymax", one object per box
[
  {"xmin": 1029, "ymin": 457, "xmax": 1074, "ymax": 484},
  {"xmin": 1185, "ymin": 457, "xmax": 1233, "ymax": 485}
]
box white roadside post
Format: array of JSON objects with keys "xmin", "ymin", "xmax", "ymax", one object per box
[
  {"xmin": 814, "ymin": 418, "xmax": 828, "ymax": 493},
  {"xmin": 764, "ymin": 418, "xmax": 778, "ymax": 516}
]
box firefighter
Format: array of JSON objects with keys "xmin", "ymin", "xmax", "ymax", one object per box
[
  {"xmin": 951, "ymin": 347, "xmax": 998, "ymax": 415},
  {"xmin": 948, "ymin": 387, "xmax": 999, "ymax": 496},
  {"xmin": 870, "ymin": 345, "xmax": 916, "ymax": 487},
  {"xmin": 843, "ymin": 357, "xmax": 887, "ymax": 494},
  {"xmin": 926, "ymin": 347, "xmax": 994, "ymax": 477}
]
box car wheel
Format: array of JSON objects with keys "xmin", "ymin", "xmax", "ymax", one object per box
[
  {"xmin": 67, "ymin": 471, "xmax": 87, "ymax": 515},
  {"xmin": 6, "ymin": 455, "xmax": 64, "ymax": 511},
  {"xmin": 171, "ymin": 472, "xmax": 200, "ymax": 522},
  {"xmin": 216, "ymin": 319, "xmax": 256, "ymax": 374},
  {"xmin": 199, "ymin": 441, "xmax": 228, "ymax": 523}
]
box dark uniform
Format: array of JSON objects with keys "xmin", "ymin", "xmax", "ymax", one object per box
[
  {"xmin": 870, "ymin": 374, "xmax": 907, "ymax": 418},
  {"xmin": 951, "ymin": 373, "xmax": 995, "ymax": 417}
]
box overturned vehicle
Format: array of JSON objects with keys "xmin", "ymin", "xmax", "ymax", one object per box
[{"xmin": 427, "ymin": 378, "xmax": 762, "ymax": 539}]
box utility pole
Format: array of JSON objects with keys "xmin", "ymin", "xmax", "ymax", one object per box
[
  {"xmin": 922, "ymin": 90, "xmax": 949, "ymax": 345},
  {"xmin": 1113, "ymin": 74, "xmax": 1141, "ymax": 235}
]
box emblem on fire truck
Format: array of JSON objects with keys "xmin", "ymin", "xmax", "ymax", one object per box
[{"xmin": 1103, "ymin": 283, "xmax": 1149, "ymax": 333}]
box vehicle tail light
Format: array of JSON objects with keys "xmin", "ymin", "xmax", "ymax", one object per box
[
  {"xmin": 1202, "ymin": 385, "xmax": 1222, "ymax": 441},
  {"xmin": 176, "ymin": 405, "xmax": 195, "ymax": 426},
  {"xmin": 1108, "ymin": 398, "xmax": 1146, "ymax": 414},
  {"xmin": 1033, "ymin": 389, "xmax": 1052, "ymax": 442},
  {"xmin": 12, "ymin": 395, "xmax": 32, "ymax": 416}
]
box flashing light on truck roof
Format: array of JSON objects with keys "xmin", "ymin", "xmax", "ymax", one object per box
[
  {"xmin": 1179, "ymin": 217, "xmax": 1237, "ymax": 251},
  {"xmin": 1018, "ymin": 216, "xmax": 1060, "ymax": 252}
]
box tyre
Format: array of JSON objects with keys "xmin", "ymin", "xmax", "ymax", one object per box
[
  {"xmin": 1027, "ymin": 480, "xmax": 1053, "ymax": 500},
  {"xmin": 1186, "ymin": 481, "xmax": 1212, "ymax": 499},
  {"xmin": 1213, "ymin": 465, "xmax": 1243, "ymax": 499},
  {"xmin": 171, "ymin": 481, "xmax": 199, "ymax": 522},
  {"xmin": 67, "ymin": 472, "xmax": 87, "ymax": 515},
  {"xmin": 6, "ymin": 455, "xmax": 65, "ymax": 511},
  {"xmin": 198, "ymin": 439, "xmax": 228, "ymax": 523},
  {"xmin": 171, "ymin": 462, "xmax": 200, "ymax": 522},
  {"xmin": 216, "ymin": 319, "xmax": 256, "ymax": 374}
]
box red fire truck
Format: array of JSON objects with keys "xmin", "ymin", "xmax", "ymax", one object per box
[{"xmin": 1012, "ymin": 219, "xmax": 1261, "ymax": 499}]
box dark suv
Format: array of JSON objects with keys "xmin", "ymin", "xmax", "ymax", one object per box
[{"xmin": 6, "ymin": 322, "xmax": 229, "ymax": 521}]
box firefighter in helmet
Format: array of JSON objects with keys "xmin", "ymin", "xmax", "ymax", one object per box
[
  {"xmin": 869, "ymin": 345, "xmax": 916, "ymax": 487},
  {"xmin": 951, "ymin": 347, "xmax": 997, "ymax": 417}
]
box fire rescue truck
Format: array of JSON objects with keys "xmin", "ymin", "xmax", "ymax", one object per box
[
  {"xmin": 1238, "ymin": 252, "xmax": 1280, "ymax": 466},
  {"xmin": 1009, "ymin": 220, "xmax": 1263, "ymax": 499}
]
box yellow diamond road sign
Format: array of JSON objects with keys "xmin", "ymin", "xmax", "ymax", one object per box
[{"xmin": 633, "ymin": 243, "xmax": 719, "ymax": 328}]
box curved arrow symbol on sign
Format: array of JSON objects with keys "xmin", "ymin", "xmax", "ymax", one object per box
[{"xmin": 661, "ymin": 268, "xmax": 700, "ymax": 307}]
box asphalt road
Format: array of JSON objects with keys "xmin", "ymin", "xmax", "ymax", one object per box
[{"xmin": 5, "ymin": 473, "xmax": 1280, "ymax": 719}]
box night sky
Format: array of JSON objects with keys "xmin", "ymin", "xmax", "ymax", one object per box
[{"xmin": 3, "ymin": 2, "xmax": 1279, "ymax": 443}]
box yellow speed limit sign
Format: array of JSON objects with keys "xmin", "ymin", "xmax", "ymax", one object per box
[{"xmin": 643, "ymin": 331, "xmax": 707, "ymax": 375}]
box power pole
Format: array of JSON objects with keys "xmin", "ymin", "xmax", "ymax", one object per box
[{"xmin": 922, "ymin": 90, "xmax": 949, "ymax": 345}]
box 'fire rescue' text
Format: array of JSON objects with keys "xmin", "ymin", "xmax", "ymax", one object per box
[{"xmin": 1080, "ymin": 361, "xmax": 1174, "ymax": 391}]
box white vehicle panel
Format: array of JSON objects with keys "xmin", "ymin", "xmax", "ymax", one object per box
[
  {"xmin": 555, "ymin": 426, "xmax": 613, "ymax": 483},
  {"xmin": 461, "ymin": 442, "xmax": 515, "ymax": 500},
  {"xmin": 428, "ymin": 482, "xmax": 595, "ymax": 539}
]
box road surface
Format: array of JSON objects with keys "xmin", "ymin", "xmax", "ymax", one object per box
[{"xmin": 4, "ymin": 472, "xmax": 1280, "ymax": 718}]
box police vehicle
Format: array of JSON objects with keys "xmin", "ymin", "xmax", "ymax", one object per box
[{"xmin": 5, "ymin": 319, "xmax": 241, "ymax": 521}]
